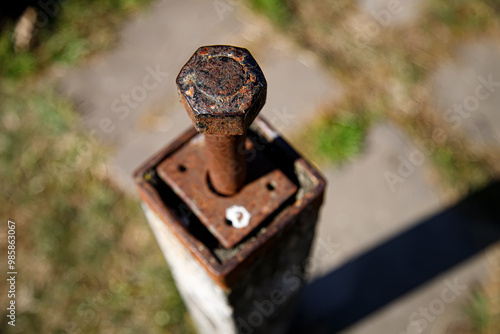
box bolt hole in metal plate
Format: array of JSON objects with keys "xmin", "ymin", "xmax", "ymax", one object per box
[{"xmin": 157, "ymin": 133, "xmax": 298, "ymax": 248}]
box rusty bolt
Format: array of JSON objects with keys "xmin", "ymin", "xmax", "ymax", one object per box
[{"xmin": 176, "ymin": 45, "xmax": 267, "ymax": 196}]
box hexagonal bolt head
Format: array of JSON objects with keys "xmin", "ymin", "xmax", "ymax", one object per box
[{"xmin": 176, "ymin": 45, "xmax": 267, "ymax": 136}]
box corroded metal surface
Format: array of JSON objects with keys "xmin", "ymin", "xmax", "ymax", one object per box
[
  {"xmin": 156, "ymin": 133, "xmax": 298, "ymax": 248},
  {"xmin": 204, "ymin": 134, "xmax": 247, "ymax": 196},
  {"xmin": 176, "ymin": 45, "xmax": 266, "ymax": 136},
  {"xmin": 135, "ymin": 117, "xmax": 326, "ymax": 334},
  {"xmin": 134, "ymin": 117, "xmax": 326, "ymax": 288},
  {"xmin": 176, "ymin": 45, "xmax": 267, "ymax": 195}
]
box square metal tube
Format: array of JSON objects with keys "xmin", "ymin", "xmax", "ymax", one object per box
[{"xmin": 134, "ymin": 117, "xmax": 326, "ymax": 334}]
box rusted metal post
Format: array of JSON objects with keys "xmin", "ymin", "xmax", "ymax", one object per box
[{"xmin": 134, "ymin": 45, "xmax": 326, "ymax": 334}]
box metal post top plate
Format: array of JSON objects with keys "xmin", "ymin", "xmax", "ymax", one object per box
[
  {"xmin": 156, "ymin": 134, "xmax": 297, "ymax": 248},
  {"xmin": 133, "ymin": 117, "xmax": 326, "ymax": 286}
]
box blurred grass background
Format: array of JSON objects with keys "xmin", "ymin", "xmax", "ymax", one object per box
[
  {"xmin": 273, "ymin": 0, "xmax": 498, "ymax": 195},
  {"xmin": 249, "ymin": 0, "xmax": 497, "ymax": 195},
  {"xmin": 1, "ymin": 0, "xmax": 499, "ymax": 333},
  {"xmin": 252, "ymin": 0, "xmax": 500, "ymax": 332},
  {"xmin": 0, "ymin": 1, "xmax": 193, "ymax": 333}
]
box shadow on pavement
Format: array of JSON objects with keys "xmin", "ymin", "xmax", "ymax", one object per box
[{"xmin": 290, "ymin": 181, "xmax": 500, "ymax": 333}]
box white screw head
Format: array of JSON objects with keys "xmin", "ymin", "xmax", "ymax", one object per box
[{"xmin": 226, "ymin": 205, "xmax": 251, "ymax": 229}]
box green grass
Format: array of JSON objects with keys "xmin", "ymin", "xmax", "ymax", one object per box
[
  {"xmin": 310, "ymin": 114, "xmax": 369, "ymax": 164},
  {"xmin": 294, "ymin": 109, "xmax": 373, "ymax": 165},
  {"xmin": 428, "ymin": 0, "xmax": 493, "ymax": 35},
  {"xmin": 0, "ymin": 0, "xmax": 193, "ymax": 332},
  {"xmin": 431, "ymin": 146, "xmax": 491, "ymax": 194},
  {"xmin": 0, "ymin": 28, "xmax": 38, "ymax": 78},
  {"xmin": 465, "ymin": 291, "xmax": 492, "ymax": 333},
  {"xmin": 248, "ymin": 0, "xmax": 292, "ymax": 26},
  {"xmin": 0, "ymin": 0, "xmax": 152, "ymax": 80}
]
